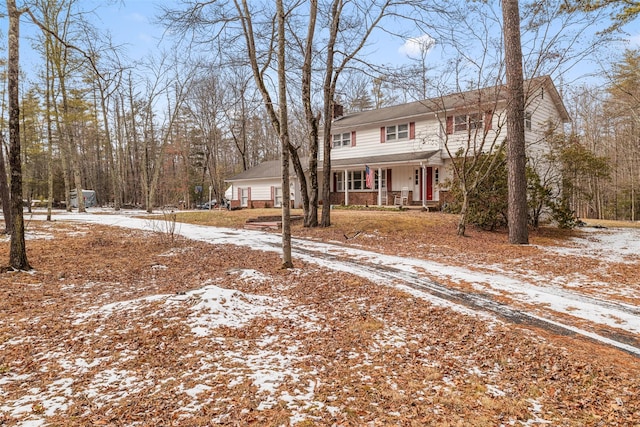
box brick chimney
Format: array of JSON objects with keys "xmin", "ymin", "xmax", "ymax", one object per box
[{"xmin": 332, "ymin": 103, "xmax": 344, "ymax": 119}]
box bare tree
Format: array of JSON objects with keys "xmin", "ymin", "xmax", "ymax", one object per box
[
  {"xmin": 276, "ymin": 0, "xmax": 293, "ymax": 267},
  {"xmin": 136, "ymin": 55, "xmax": 195, "ymax": 213},
  {"xmin": 320, "ymin": 0, "xmax": 396, "ymax": 227},
  {"xmin": 6, "ymin": 0, "xmax": 30, "ymax": 270},
  {"xmin": 0, "ymin": 133, "xmax": 12, "ymax": 233},
  {"xmin": 0, "ymin": 58, "xmax": 13, "ymax": 232},
  {"xmin": 562, "ymin": 0, "xmax": 640, "ymax": 32}
]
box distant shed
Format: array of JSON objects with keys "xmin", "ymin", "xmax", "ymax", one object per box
[{"xmin": 70, "ymin": 189, "xmax": 97, "ymax": 208}]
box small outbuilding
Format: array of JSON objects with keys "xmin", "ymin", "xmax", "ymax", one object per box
[{"xmin": 70, "ymin": 189, "xmax": 97, "ymax": 208}]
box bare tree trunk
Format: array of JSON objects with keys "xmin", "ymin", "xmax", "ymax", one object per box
[
  {"xmin": 126, "ymin": 74, "xmax": 141, "ymax": 207},
  {"xmin": 301, "ymin": 0, "xmax": 319, "ymax": 227},
  {"xmin": 502, "ymin": 0, "xmax": 529, "ymax": 244},
  {"xmin": 320, "ymin": 0, "xmax": 341, "ymax": 228},
  {"xmin": 52, "ymin": 53, "xmax": 86, "ymax": 212},
  {"xmin": 96, "ymin": 78, "xmax": 121, "ymax": 211},
  {"xmin": 0, "ymin": 134, "xmax": 12, "ymax": 233},
  {"xmin": 7, "ymin": 0, "xmax": 30, "ymax": 270},
  {"xmin": 45, "ymin": 50, "xmax": 54, "ymax": 221},
  {"xmin": 277, "ymin": 0, "xmax": 293, "ymax": 268},
  {"xmin": 456, "ymin": 184, "xmax": 469, "ymax": 237}
]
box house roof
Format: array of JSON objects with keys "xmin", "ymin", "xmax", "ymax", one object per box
[
  {"xmin": 226, "ymin": 158, "xmax": 302, "ymax": 182},
  {"xmin": 332, "ymin": 75, "xmax": 570, "ymax": 131},
  {"xmin": 321, "ymin": 151, "xmax": 440, "ymax": 169}
]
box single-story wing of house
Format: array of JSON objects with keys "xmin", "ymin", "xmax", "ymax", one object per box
[
  {"xmin": 225, "ymin": 159, "xmax": 304, "ymax": 209},
  {"xmin": 226, "ymin": 76, "xmax": 569, "ymax": 209}
]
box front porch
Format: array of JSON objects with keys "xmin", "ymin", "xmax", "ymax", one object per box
[
  {"xmin": 328, "ymin": 190, "xmax": 442, "ymax": 210},
  {"xmin": 321, "ymin": 150, "xmax": 444, "ymax": 210}
]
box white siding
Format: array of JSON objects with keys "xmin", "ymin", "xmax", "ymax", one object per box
[
  {"xmin": 320, "ymin": 118, "xmax": 443, "ymax": 162},
  {"xmin": 229, "ymin": 179, "xmax": 278, "ymax": 201}
]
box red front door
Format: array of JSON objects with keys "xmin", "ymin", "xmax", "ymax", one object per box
[{"xmin": 426, "ymin": 167, "xmax": 433, "ymax": 201}]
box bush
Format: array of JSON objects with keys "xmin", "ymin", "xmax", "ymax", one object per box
[{"xmin": 446, "ymin": 151, "xmax": 509, "ymax": 231}]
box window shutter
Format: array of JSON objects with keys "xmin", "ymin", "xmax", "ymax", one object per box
[
  {"xmin": 484, "ymin": 111, "xmax": 493, "ymax": 131},
  {"xmin": 333, "ymin": 172, "xmax": 337, "ymax": 192},
  {"xmin": 351, "ymin": 131, "xmax": 356, "ymax": 147},
  {"xmin": 409, "ymin": 122, "xmax": 415, "ymax": 139},
  {"xmin": 237, "ymin": 188, "xmax": 241, "ymax": 201},
  {"xmin": 248, "ymin": 187, "xmax": 252, "ymax": 201},
  {"xmin": 270, "ymin": 186, "xmax": 274, "ymax": 201},
  {"xmin": 380, "ymin": 127, "xmax": 386, "ymax": 143},
  {"xmin": 446, "ymin": 116, "xmax": 453, "ymax": 134},
  {"xmin": 387, "ymin": 169, "xmax": 392, "ymax": 190}
]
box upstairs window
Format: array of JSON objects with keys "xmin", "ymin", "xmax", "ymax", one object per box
[
  {"xmin": 454, "ymin": 113, "xmax": 483, "ymax": 132},
  {"xmin": 448, "ymin": 112, "xmax": 491, "ymax": 134},
  {"xmin": 525, "ymin": 111, "xmax": 532, "ymax": 131},
  {"xmin": 333, "ymin": 132, "xmax": 351, "ymax": 148},
  {"xmin": 386, "ymin": 123, "xmax": 409, "ymax": 141}
]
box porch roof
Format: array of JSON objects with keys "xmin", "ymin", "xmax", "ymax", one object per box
[{"xmin": 320, "ymin": 150, "xmax": 440, "ymax": 170}]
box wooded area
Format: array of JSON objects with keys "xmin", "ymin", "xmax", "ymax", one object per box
[{"xmin": 0, "ymin": 0, "xmax": 638, "ymax": 221}]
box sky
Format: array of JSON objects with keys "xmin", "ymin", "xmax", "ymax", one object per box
[{"xmin": 1, "ymin": 1, "xmax": 640, "ymax": 88}]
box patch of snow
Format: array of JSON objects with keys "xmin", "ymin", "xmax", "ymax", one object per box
[
  {"xmin": 541, "ymin": 227, "xmax": 640, "ymax": 263},
  {"xmin": 184, "ymin": 383, "xmax": 212, "ymax": 398},
  {"xmin": 177, "ymin": 284, "xmax": 284, "ymax": 335},
  {"xmin": 227, "ymin": 268, "xmax": 271, "ymax": 283},
  {"xmin": 485, "ymin": 384, "xmax": 505, "ymax": 397}
]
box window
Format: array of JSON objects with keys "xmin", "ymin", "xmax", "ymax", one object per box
[
  {"xmin": 349, "ymin": 171, "xmax": 364, "ymax": 190},
  {"xmin": 469, "ymin": 113, "xmax": 483, "ymax": 130},
  {"xmin": 336, "ymin": 173, "xmax": 345, "ymax": 191},
  {"xmin": 454, "ymin": 113, "xmax": 483, "ymax": 132},
  {"xmin": 336, "ymin": 169, "xmax": 386, "ymax": 191},
  {"xmin": 374, "ymin": 170, "xmax": 386, "ymax": 190},
  {"xmin": 525, "ymin": 111, "xmax": 532, "ymax": 131},
  {"xmin": 435, "ymin": 168, "xmax": 439, "ymax": 184},
  {"xmin": 454, "ymin": 115, "xmax": 467, "ymax": 132},
  {"xmin": 240, "ymin": 188, "xmax": 249, "ymax": 207},
  {"xmin": 386, "ymin": 124, "xmax": 409, "ymax": 141},
  {"xmin": 333, "ymin": 132, "xmax": 351, "ymax": 148},
  {"xmin": 274, "ymin": 187, "xmax": 283, "ymax": 207}
]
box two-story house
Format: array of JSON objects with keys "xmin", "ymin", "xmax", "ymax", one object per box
[{"xmin": 226, "ymin": 76, "xmax": 569, "ymax": 209}]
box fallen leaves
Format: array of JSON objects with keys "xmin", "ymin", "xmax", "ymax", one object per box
[{"xmin": 0, "ymin": 220, "xmax": 639, "ymax": 426}]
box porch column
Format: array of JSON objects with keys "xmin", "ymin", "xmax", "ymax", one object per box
[
  {"xmin": 422, "ymin": 164, "xmax": 427, "ymax": 209},
  {"xmin": 377, "ymin": 167, "xmax": 383, "ymax": 205},
  {"xmin": 344, "ymin": 169, "xmax": 349, "ymax": 205}
]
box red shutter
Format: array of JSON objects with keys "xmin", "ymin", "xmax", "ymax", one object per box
[
  {"xmin": 409, "ymin": 122, "xmax": 415, "ymax": 139},
  {"xmin": 446, "ymin": 116, "xmax": 453, "ymax": 134},
  {"xmin": 485, "ymin": 110, "xmax": 493, "ymax": 131},
  {"xmin": 380, "ymin": 127, "xmax": 386, "ymax": 143},
  {"xmin": 351, "ymin": 131, "xmax": 356, "ymax": 147},
  {"xmin": 270, "ymin": 186, "xmax": 274, "ymax": 202},
  {"xmin": 248, "ymin": 187, "xmax": 252, "ymax": 202},
  {"xmin": 237, "ymin": 188, "xmax": 241, "ymax": 202},
  {"xmin": 387, "ymin": 169, "xmax": 392, "ymax": 191}
]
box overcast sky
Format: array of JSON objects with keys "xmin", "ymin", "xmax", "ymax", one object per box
[{"xmin": 2, "ymin": 1, "xmax": 640, "ymax": 87}]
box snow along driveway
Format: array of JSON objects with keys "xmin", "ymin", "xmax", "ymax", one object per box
[{"xmin": 36, "ymin": 211, "xmax": 640, "ymax": 357}]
